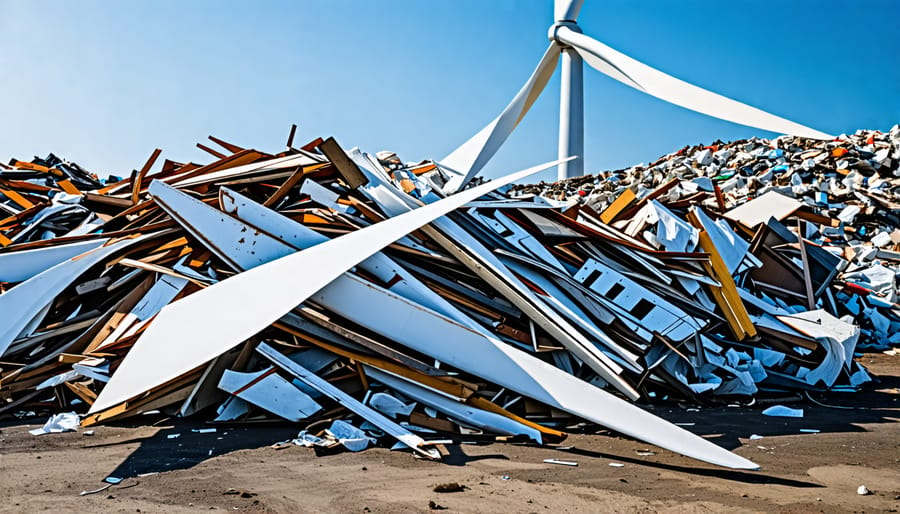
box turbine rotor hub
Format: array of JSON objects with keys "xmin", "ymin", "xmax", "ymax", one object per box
[{"xmin": 548, "ymin": 21, "xmax": 581, "ymax": 47}]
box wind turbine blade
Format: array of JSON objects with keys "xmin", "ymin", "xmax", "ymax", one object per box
[
  {"xmin": 555, "ymin": 26, "xmax": 833, "ymax": 140},
  {"xmin": 441, "ymin": 43, "xmax": 561, "ymax": 192},
  {"xmin": 89, "ymin": 157, "xmax": 570, "ymax": 415},
  {"xmin": 555, "ymin": 0, "xmax": 585, "ymax": 21}
]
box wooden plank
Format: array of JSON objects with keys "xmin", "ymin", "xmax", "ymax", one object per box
[
  {"xmin": 713, "ymin": 184, "xmax": 726, "ymax": 212},
  {"xmin": 10, "ymin": 159, "xmax": 63, "ymax": 177},
  {"xmin": 0, "ymin": 178, "xmax": 54, "ymax": 194},
  {"xmin": 82, "ymin": 275, "xmax": 157, "ymax": 354},
  {"xmin": 317, "ymin": 137, "xmax": 368, "ymax": 189},
  {"xmin": 467, "ymin": 396, "xmax": 566, "ymax": 443},
  {"xmin": 795, "ymin": 209, "xmax": 838, "ymax": 228},
  {"xmin": 599, "ymin": 188, "xmax": 635, "ymax": 224},
  {"xmin": 687, "ymin": 209, "xmax": 757, "ymax": 340},
  {"xmin": 618, "ymin": 178, "xmax": 679, "ymax": 220},
  {"xmin": 274, "ymin": 316, "xmax": 472, "ymax": 397},
  {"xmin": 0, "ymin": 187, "xmax": 35, "ymax": 209},
  {"xmin": 408, "ymin": 411, "xmax": 458, "ymax": 434},
  {"xmin": 81, "ymin": 370, "xmax": 200, "ymax": 426},
  {"xmin": 83, "ymin": 192, "xmax": 134, "ymax": 209},
  {"xmin": 0, "ymin": 204, "xmax": 46, "ymax": 230},
  {"xmin": 286, "ymin": 124, "xmax": 298, "ymax": 149},
  {"xmin": 56, "ymin": 179, "xmax": 81, "ymax": 195},
  {"xmin": 410, "ymin": 163, "xmax": 437, "ymax": 176},
  {"xmin": 165, "ymin": 149, "xmax": 266, "ymax": 185},
  {"xmin": 208, "ymin": 135, "xmax": 245, "ymax": 154},
  {"xmin": 65, "ymin": 381, "xmax": 97, "ymax": 404},
  {"xmin": 196, "ymin": 143, "xmax": 226, "ymax": 159},
  {"xmin": 301, "ymin": 137, "xmax": 324, "ymax": 152},
  {"xmin": 280, "ymin": 310, "xmax": 449, "ymax": 377},
  {"xmin": 263, "ymin": 163, "xmax": 328, "ymax": 208},
  {"xmin": 132, "ymin": 148, "xmax": 163, "ymax": 205},
  {"xmin": 57, "ymin": 353, "xmax": 91, "ymax": 364},
  {"xmin": 81, "ymin": 401, "xmax": 128, "ymax": 426}
]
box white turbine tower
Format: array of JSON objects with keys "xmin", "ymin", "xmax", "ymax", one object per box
[{"xmin": 440, "ymin": 0, "xmax": 833, "ymax": 189}]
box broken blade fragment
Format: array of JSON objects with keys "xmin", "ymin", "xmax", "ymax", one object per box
[
  {"xmin": 89, "ymin": 158, "xmax": 567, "ymax": 415},
  {"xmin": 257, "ymin": 342, "xmax": 439, "ymax": 460}
]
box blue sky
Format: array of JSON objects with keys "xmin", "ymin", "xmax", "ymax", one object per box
[{"xmin": 1, "ymin": 0, "xmax": 898, "ymax": 183}]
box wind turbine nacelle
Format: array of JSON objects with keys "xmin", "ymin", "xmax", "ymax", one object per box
[{"xmin": 548, "ymin": 20, "xmax": 581, "ymax": 46}]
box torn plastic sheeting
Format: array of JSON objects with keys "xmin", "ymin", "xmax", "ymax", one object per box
[
  {"xmin": 326, "ymin": 420, "xmax": 375, "ymax": 452},
  {"xmin": 777, "ymin": 310, "xmax": 860, "ymax": 385},
  {"xmin": 292, "ymin": 430, "xmax": 329, "ymax": 448},
  {"xmin": 368, "ymin": 392, "xmax": 416, "ymax": 419},
  {"xmin": 29, "ymin": 412, "xmax": 80, "ymax": 435},
  {"xmin": 650, "ymin": 200, "xmax": 698, "ymax": 253},
  {"xmin": 843, "ymin": 265, "xmax": 896, "ymax": 299},
  {"xmin": 753, "ymin": 348, "xmax": 787, "ymax": 368},
  {"xmin": 761, "ymin": 405, "xmax": 804, "ymax": 418},
  {"xmin": 35, "ymin": 370, "xmax": 83, "ymax": 390},
  {"xmin": 691, "ymin": 206, "xmax": 752, "ymax": 274}
]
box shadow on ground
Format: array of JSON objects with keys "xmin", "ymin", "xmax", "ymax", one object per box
[
  {"xmin": 97, "ymin": 418, "xmax": 298, "ymax": 480},
  {"xmin": 633, "ymin": 370, "xmax": 899, "ymax": 451}
]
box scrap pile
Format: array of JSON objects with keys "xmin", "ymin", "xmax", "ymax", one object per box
[
  {"xmin": 1, "ymin": 127, "xmax": 897, "ymax": 470},
  {"xmin": 514, "ymin": 126, "xmax": 900, "ymax": 355}
]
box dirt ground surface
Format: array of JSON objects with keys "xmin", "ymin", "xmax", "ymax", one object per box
[{"xmin": 1, "ymin": 354, "xmax": 897, "ymax": 514}]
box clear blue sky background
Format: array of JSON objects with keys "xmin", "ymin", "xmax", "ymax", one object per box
[{"xmin": 1, "ymin": 0, "xmax": 898, "ymax": 183}]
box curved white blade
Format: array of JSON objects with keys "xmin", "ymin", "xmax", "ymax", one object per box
[
  {"xmin": 89, "ymin": 158, "xmax": 569, "ymax": 415},
  {"xmin": 0, "ymin": 238, "xmax": 108, "ymax": 284},
  {"xmin": 555, "ymin": 26, "xmax": 833, "ymax": 140},
  {"xmin": 0, "ymin": 236, "xmax": 144, "ymax": 358},
  {"xmin": 441, "ymin": 43, "xmax": 561, "ymax": 192},
  {"xmin": 555, "ymin": 0, "xmax": 585, "ymax": 21}
]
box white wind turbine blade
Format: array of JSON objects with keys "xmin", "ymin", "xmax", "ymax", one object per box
[
  {"xmin": 441, "ymin": 43, "xmax": 561, "ymax": 192},
  {"xmin": 554, "ymin": 26, "xmax": 833, "ymax": 140},
  {"xmin": 555, "ymin": 0, "xmax": 585, "ymax": 21},
  {"xmin": 89, "ymin": 158, "xmax": 569, "ymax": 415}
]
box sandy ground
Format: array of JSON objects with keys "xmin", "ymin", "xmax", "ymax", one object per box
[{"xmin": 1, "ymin": 354, "xmax": 897, "ymax": 514}]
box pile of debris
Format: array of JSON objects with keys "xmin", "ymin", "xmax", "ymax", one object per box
[
  {"xmin": 514, "ymin": 126, "xmax": 900, "ymax": 354},
  {"xmin": 1, "ymin": 127, "xmax": 897, "ymax": 471}
]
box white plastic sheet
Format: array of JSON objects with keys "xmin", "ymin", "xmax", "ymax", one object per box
[
  {"xmin": 761, "ymin": 405, "xmax": 803, "ymax": 418},
  {"xmin": 29, "ymin": 411, "xmax": 79, "ymax": 435}
]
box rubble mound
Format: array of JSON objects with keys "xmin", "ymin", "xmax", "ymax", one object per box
[
  {"xmin": 1, "ymin": 127, "xmax": 897, "ymax": 470},
  {"xmin": 513, "ymin": 126, "xmax": 900, "ymax": 355}
]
